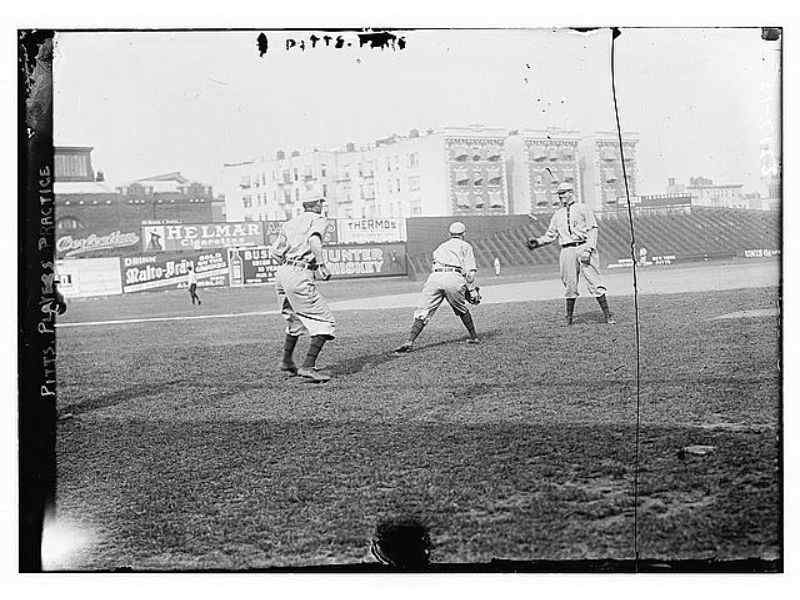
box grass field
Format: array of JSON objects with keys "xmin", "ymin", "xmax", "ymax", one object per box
[{"xmin": 52, "ymin": 265, "xmax": 781, "ymax": 570}]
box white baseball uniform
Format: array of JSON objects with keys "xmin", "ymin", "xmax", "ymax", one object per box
[
  {"xmin": 537, "ymin": 201, "xmax": 607, "ymax": 299},
  {"xmin": 271, "ymin": 211, "xmax": 336, "ymax": 338},
  {"xmin": 413, "ymin": 237, "xmax": 477, "ymax": 323}
]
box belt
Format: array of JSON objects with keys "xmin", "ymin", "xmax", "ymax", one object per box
[
  {"xmin": 284, "ymin": 258, "xmax": 317, "ymax": 270},
  {"xmin": 433, "ymin": 265, "xmax": 463, "ymax": 274},
  {"xmin": 561, "ymin": 241, "xmax": 584, "ymax": 248}
]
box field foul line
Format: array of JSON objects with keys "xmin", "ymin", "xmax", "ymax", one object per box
[{"xmin": 56, "ymin": 309, "xmax": 280, "ymax": 328}]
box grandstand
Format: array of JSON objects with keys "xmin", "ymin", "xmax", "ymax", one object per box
[{"xmin": 406, "ymin": 208, "xmax": 781, "ymax": 276}]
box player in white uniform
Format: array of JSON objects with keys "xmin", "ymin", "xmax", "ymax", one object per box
[
  {"xmin": 528, "ymin": 181, "xmax": 615, "ymax": 325},
  {"xmin": 394, "ymin": 222, "xmax": 479, "ymax": 352},
  {"xmin": 269, "ymin": 198, "xmax": 335, "ymax": 382}
]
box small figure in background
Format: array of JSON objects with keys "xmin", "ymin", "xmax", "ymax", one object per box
[
  {"xmin": 187, "ymin": 265, "xmax": 202, "ymax": 306},
  {"xmin": 493, "ymin": 256, "xmax": 501, "ymax": 277}
]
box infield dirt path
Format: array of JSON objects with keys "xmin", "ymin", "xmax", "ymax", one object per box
[
  {"xmin": 330, "ymin": 259, "xmax": 780, "ymax": 312},
  {"xmin": 58, "ymin": 259, "xmax": 780, "ymax": 328}
]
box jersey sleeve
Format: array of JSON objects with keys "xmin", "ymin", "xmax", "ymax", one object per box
[
  {"xmin": 463, "ymin": 243, "xmax": 477, "ymax": 272},
  {"xmin": 308, "ymin": 215, "xmax": 328, "ymax": 240},
  {"xmin": 539, "ymin": 212, "xmax": 560, "ymax": 244}
]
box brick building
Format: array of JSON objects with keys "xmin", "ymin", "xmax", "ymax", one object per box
[
  {"xmin": 55, "ymin": 146, "xmax": 222, "ymax": 258},
  {"xmin": 578, "ymin": 132, "xmax": 640, "ymax": 212},
  {"xmin": 504, "ymin": 128, "xmax": 582, "ymax": 214}
]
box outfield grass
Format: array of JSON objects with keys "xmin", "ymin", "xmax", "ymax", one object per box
[{"xmin": 54, "ymin": 284, "xmax": 781, "ymax": 569}]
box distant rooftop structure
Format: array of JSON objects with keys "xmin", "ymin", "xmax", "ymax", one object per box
[
  {"xmin": 54, "ymin": 180, "xmax": 116, "ymax": 195},
  {"xmin": 55, "ymin": 146, "xmax": 96, "ymax": 183}
]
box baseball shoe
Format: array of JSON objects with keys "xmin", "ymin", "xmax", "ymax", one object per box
[
  {"xmin": 280, "ymin": 362, "xmax": 298, "ymax": 376},
  {"xmin": 605, "ymin": 314, "xmax": 617, "ymax": 325},
  {"xmin": 393, "ymin": 342, "xmax": 414, "ymax": 353},
  {"xmin": 466, "ymin": 337, "xmax": 480, "ymax": 344},
  {"xmin": 298, "ymin": 367, "xmax": 331, "ymax": 383}
]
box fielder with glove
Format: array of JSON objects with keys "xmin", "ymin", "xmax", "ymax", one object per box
[
  {"xmin": 394, "ymin": 221, "xmax": 480, "ymax": 353},
  {"xmin": 526, "ymin": 181, "xmax": 615, "ymax": 325}
]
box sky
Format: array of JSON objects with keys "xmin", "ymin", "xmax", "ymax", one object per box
[{"xmin": 53, "ymin": 28, "xmax": 780, "ymax": 196}]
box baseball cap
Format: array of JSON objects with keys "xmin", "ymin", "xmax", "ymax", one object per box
[
  {"xmin": 449, "ymin": 221, "xmax": 466, "ymax": 235},
  {"xmin": 557, "ymin": 182, "xmax": 574, "ymax": 194},
  {"xmin": 302, "ymin": 197, "xmax": 326, "ymax": 209}
]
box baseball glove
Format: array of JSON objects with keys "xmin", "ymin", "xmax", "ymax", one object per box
[
  {"xmin": 465, "ymin": 286, "xmax": 482, "ymax": 305},
  {"xmin": 579, "ymin": 248, "xmax": 593, "ymax": 265},
  {"xmin": 52, "ymin": 290, "xmax": 67, "ymax": 315},
  {"xmin": 526, "ymin": 237, "xmax": 540, "ymax": 250}
]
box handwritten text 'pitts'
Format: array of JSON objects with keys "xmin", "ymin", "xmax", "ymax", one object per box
[{"xmin": 257, "ymin": 31, "xmax": 406, "ymax": 56}]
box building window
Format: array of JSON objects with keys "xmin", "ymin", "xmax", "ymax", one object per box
[
  {"xmin": 408, "ymin": 153, "xmax": 419, "ymax": 168},
  {"xmin": 293, "ymin": 168, "xmax": 299, "ymax": 182},
  {"xmin": 408, "ymin": 176, "xmax": 420, "ymax": 191},
  {"xmin": 56, "ymin": 217, "xmax": 82, "ymax": 231},
  {"xmin": 322, "ymin": 183, "xmax": 328, "ymax": 197},
  {"xmin": 321, "ymin": 164, "xmax": 327, "ymax": 177},
  {"xmin": 242, "ymin": 196, "xmax": 253, "ymax": 208},
  {"xmin": 295, "ymin": 188, "xmax": 300, "ymax": 202},
  {"xmin": 396, "ymin": 178, "xmax": 401, "ymax": 192}
]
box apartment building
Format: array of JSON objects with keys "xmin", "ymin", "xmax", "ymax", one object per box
[
  {"xmin": 578, "ymin": 132, "xmax": 640, "ymax": 212},
  {"xmin": 221, "ymin": 125, "xmax": 513, "ymax": 221}
]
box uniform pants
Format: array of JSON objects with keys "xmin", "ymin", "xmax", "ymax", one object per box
[
  {"xmin": 189, "ymin": 283, "xmax": 200, "ymax": 304},
  {"xmin": 275, "ymin": 264, "xmax": 336, "ymax": 338},
  {"xmin": 560, "ymin": 244, "xmax": 607, "ymax": 299},
  {"xmin": 413, "ymin": 271, "xmax": 468, "ymax": 323}
]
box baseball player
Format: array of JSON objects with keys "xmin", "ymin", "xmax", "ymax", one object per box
[
  {"xmin": 269, "ymin": 198, "xmax": 335, "ymax": 382},
  {"xmin": 394, "ymin": 222, "xmax": 480, "ymax": 353},
  {"xmin": 186, "ymin": 265, "xmax": 202, "ymax": 306},
  {"xmin": 527, "ymin": 181, "xmax": 615, "ymax": 325}
]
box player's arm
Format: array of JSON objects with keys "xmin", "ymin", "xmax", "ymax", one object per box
[
  {"xmin": 581, "ymin": 205, "xmax": 599, "ymax": 250},
  {"xmin": 309, "ymin": 233, "xmax": 331, "ymax": 280},
  {"xmin": 537, "ymin": 213, "xmax": 559, "ymax": 245},
  {"xmin": 268, "ymin": 232, "xmax": 288, "ymax": 260},
  {"xmin": 463, "ymin": 244, "xmax": 478, "ymax": 287}
]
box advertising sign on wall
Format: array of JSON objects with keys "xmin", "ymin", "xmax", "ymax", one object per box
[
  {"xmin": 336, "ymin": 218, "xmax": 405, "ymax": 244},
  {"xmin": 121, "ymin": 250, "xmax": 229, "ymax": 293},
  {"xmin": 322, "ymin": 243, "xmax": 407, "ymax": 278},
  {"xmin": 55, "ymin": 257, "xmax": 122, "ymax": 298},
  {"xmin": 742, "ymin": 248, "xmax": 780, "ymax": 258},
  {"xmin": 228, "ymin": 246, "xmax": 281, "ymax": 287},
  {"xmin": 56, "ymin": 229, "xmax": 141, "ymax": 258},
  {"xmin": 263, "ymin": 219, "xmax": 338, "ymax": 245},
  {"xmin": 141, "ymin": 222, "xmax": 264, "ymax": 251}
]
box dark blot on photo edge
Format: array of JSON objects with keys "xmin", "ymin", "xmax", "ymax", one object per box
[
  {"xmin": 256, "ymin": 33, "xmax": 268, "ymax": 56},
  {"xmin": 370, "ymin": 516, "xmax": 432, "ymax": 569},
  {"xmin": 761, "ymin": 27, "xmax": 781, "ymax": 42}
]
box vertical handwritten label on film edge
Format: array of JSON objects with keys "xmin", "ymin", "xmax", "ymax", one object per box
[
  {"xmin": 257, "ymin": 31, "xmax": 406, "ymax": 56},
  {"xmin": 38, "ymin": 164, "xmax": 57, "ymax": 398}
]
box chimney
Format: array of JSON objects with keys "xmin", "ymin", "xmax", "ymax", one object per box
[{"xmin": 276, "ymin": 150, "xmax": 285, "ymax": 160}]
